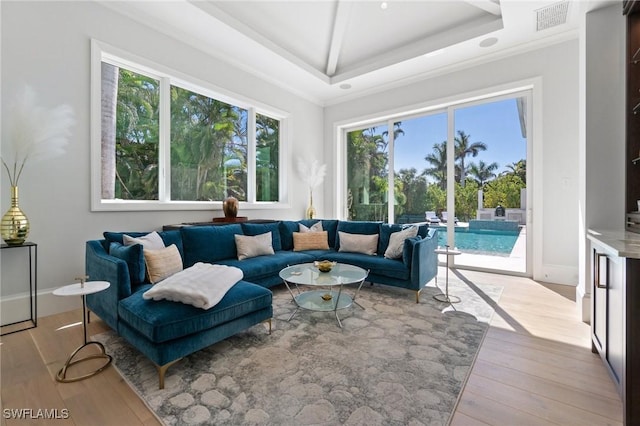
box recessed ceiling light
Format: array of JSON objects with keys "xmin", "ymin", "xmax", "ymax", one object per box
[
  {"xmin": 479, "ymin": 37, "xmax": 498, "ymax": 48},
  {"xmin": 340, "ymin": 83, "xmax": 352, "ymax": 90},
  {"xmin": 380, "ymin": 2, "xmax": 388, "ymax": 10}
]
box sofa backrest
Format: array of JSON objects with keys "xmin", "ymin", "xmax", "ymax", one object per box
[{"xmin": 180, "ymin": 224, "xmax": 243, "ymax": 267}]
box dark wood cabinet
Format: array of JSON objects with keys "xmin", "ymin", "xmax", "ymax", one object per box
[
  {"xmin": 626, "ymin": 3, "xmax": 640, "ymax": 214},
  {"xmin": 590, "ymin": 237, "xmax": 640, "ymax": 425}
]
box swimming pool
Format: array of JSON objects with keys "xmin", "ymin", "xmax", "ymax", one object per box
[{"xmin": 434, "ymin": 227, "xmax": 521, "ymax": 256}]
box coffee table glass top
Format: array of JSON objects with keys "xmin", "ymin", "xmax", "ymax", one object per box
[{"xmin": 279, "ymin": 263, "xmax": 368, "ymax": 287}]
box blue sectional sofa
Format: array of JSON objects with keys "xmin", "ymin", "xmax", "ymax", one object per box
[{"xmin": 85, "ymin": 219, "xmax": 438, "ymax": 388}]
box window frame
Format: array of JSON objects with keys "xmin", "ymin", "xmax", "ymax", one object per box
[{"xmin": 90, "ymin": 39, "xmax": 290, "ymax": 211}]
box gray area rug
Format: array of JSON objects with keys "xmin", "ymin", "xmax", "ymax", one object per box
[{"xmin": 94, "ymin": 277, "xmax": 502, "ymax": 426}]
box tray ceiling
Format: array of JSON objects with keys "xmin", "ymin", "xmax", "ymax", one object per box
[{"xmin": 100, "ymin": 0, "xmax": 619, "ymax": 105}]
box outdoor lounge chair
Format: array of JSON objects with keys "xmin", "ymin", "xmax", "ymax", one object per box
[
  {"xmin": 425, "ymin": 211, "xmax": 441, "ymax": 224},
  {"xmin": 441, "ymin": 211, "xmax": 458, "ymax": 224}
]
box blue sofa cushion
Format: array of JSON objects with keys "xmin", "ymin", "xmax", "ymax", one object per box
[
  {"xmin": 241, "ymin": 222, "xmax": 282, "ymax": 251},
  {"xmin": 118, "ymin": 280, "xmax": 272, "ymax": 343},
  {"xmin": 321, "ymin": 252, "xmax": 410, "ymax": 281},
  {"xmin": 215, "ymin": 251, "xmax": 315, "ymax": 281},
  {"xmin": 109, "ymin": 242, "xmax": 145, "ymax": 285},
  {"xmin": 336, "ymin": 221, "xmax": 381, "ymax": 250},
  {"xmin": 180, "ymin": 225, "xmax": 243, "ymax": 267}
]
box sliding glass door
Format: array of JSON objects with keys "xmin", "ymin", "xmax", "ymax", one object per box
[
  {"xmin": 450, "ymin": 96, "xmax": 528, "ymax": 273},
  {"xmin": 344, "ymin": 91, "xmax": 531, "ymax": 275}
]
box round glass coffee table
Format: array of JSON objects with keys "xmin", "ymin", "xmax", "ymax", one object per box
[{"xmin": 279, "ymin": 262, "xmax": 368, "ymax": 328}]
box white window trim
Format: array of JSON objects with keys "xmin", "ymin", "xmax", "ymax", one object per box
[{"xmin": 90, "ymin": 39, "xmax": 290, "ymax": 211}]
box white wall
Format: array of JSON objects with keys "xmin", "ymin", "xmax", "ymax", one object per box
[
  {"xmin": 577, "ymin": 4, "xmax": 626, "ymax": 322},
  {"xmin": 0, "ymin": 1, "xmax": 324, "ymax": 320},
  {"xmin": 324, "ymin": 40, "xmax": 581, "ymax": 285}
]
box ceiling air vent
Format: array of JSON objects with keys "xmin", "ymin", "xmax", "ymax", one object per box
[{"xmin": 536, "ymin": 1, "xmax": 569, "ymax": 31}]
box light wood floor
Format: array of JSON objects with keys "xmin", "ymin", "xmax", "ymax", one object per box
[{"xmin": 0, "ymin": 269, "xmax": 622, "ymax": 425}]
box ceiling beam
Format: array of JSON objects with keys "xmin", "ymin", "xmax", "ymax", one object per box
[
  {"xmin": 463, "ymin": 0, "xmax": 501, "ymax": 16},
  {"xmin": 326, "ymin": 0, "xmax": 353, "ymax": 77}
]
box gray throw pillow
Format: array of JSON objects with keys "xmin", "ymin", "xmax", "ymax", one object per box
[
  {"xmin": 235, "ymin": 232, "xmax": 275, "ymax": 260},
  {"xmin": 384, "ymin": 226, "xmax": 418, "ymax": 259},
  {"xmin": 338, "ymin": 231, "xmax": 378, "ymax": 255}
]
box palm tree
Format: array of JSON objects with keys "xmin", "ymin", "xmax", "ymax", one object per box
[
  {"xmin": 423, "ymin": 141, "xmax": 447, "ymax": 190},
  {"xmin": 469, "ymin": 160, "xmax": 499, "ymax": 187},
  {"xmin": 101, "ymin": 62, "xmax": 119, "ymax": 199},
  {"xmin": 455, "ymin": 130, "xmax": 487, "ymax": 187},
  {"xmin": 505, "ymin": 159, "xmax": 526, "ymax": 184}
]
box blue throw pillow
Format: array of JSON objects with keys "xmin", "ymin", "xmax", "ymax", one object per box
[
  {"xmin": 241, "ymin": 222, "xmax": 282, "ymax": 251},
  {"xmin": 109, "ymin": 242, "xmax": 145, "ymax": 285}
]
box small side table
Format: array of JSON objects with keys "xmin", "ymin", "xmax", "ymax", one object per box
[
  {"xmin": 434, "ymin": 245, "xmax": 462, "ymax": 304},
  {"xmin": 0, "ymin": 242, "xmax": 37, "ymax": 335},
  {"xmin": 53, "ymin": 278, "xmax": 112, "ymax": 382}
]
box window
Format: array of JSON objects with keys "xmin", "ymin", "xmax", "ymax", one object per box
[{"xmin": 91, "ymin": 40, "xmax": 287, "ymax": 211}]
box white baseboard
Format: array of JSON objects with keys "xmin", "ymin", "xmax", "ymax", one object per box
[
  {"xmin": 1, "ymin": 289, "xmax": 81, "ymax": 325},
  {"xmin": 576, "ymin": 286, "xmax": 591, "ymax": 324},
  {"xmin": 535, "ymin": 264, "xmax": 578, "ymax": 286}
]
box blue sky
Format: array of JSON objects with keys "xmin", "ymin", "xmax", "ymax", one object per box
[{"xmin": 393, "ymin": 98, "xmax": 526, "ymax": 178}]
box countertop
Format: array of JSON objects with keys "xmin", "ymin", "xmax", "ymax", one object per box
[{"xmin": 587, "ymin": 229, "xmax": 640, "ymax": 259}]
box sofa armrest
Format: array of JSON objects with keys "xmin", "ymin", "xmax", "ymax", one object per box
[
  {"xmin": 407, "ymin": 228, "xmax": 439, "ymax": 290},
  {"xmin": 85, "ymin": 240, "xmax": 133, "ymax": 331}
]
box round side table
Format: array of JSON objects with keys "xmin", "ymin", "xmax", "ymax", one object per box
[
  {"xmin": 53, "ymin": 278, "xmax": 112, "ymax": 382},
  {"xmin": 434, "ymin": 245, "xmax": 462, "ymax": 304}
]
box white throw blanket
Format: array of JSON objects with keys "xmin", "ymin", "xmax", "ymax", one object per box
[{"xmin": 143, "ymin": 263, "xmax": 243, "ymax": 310}]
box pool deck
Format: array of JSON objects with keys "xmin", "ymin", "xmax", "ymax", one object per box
[{"xmin": 436, "ymin": 224, "xmax": 527, "ymax": 274}]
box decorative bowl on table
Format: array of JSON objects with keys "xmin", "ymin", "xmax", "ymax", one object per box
[{"xmin": 314, "ymin": 260, "xmax": 336, "ymax": 273}]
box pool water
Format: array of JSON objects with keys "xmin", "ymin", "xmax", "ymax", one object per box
[{"xmin": 434, "ymin": 227, "xmax": 521, "ymax": 256}]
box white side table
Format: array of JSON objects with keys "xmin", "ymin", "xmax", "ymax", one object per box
[
  {"xmin": 53, "ymin": 278, "xmax": 112, "ymax": 382},
  {"xmin": 434, "ymin": 245, "xmax": 462, "ymax": 304}
]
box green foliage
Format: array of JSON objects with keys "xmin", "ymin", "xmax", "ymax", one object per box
[
  {"xmin": 114, "ymin": 69, "xmax": 160, "ymax": 200},
  {"xmin": 454, "ymin": 180, "xmax": 480, "ymax": 222},
  {"xmin": 111, "ymin": 68, "xmax": 279, "ymax": 202},
  {"xmin": 345, "ymin": 119, "xmax": 526, "ymax": 223},
  {"xmin": 346, "ymin": 127, "xmax": 390, "ymax": 221},
  {"xmin": 484, "ymin": 174, "xmax": 525, "ymax": 208}
]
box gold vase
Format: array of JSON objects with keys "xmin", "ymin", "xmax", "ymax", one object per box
[
  {"xmin": 306, "ymin": 190, "xmax": 316, "ymax": 219},
  {"xmin": 1, "ymin": 186, "xmax": 29, "ymax": 246}
]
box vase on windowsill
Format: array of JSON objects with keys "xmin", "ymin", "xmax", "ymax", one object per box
[{"xmin": 1, "ymin": 186, "xmax": 29, "ymax": 246}]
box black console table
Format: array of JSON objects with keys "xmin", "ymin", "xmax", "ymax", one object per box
[{"xmin": 0, "ymin": 242, "xmax": 37, "ymax": 335}]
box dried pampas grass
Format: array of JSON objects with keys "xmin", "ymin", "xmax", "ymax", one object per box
[
  {"xmin": 2, "ymin": 85, "xmax": 75, "ymax": 186},
  {"xmin": 296, "ymin": 157, "xmax": 326, "ymax": 189}
]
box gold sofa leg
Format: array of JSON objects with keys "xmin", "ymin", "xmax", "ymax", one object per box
[
  {"xmin": 416, "ymin": 290, "xmax": 421, "ymax": 304},
  {"xmin": 155, "ymin": 359, "xmax": 182, "ymax": 389},
  {"xmin": 263, "ymin": 318, "xmax": 272, "ymax": 335}
]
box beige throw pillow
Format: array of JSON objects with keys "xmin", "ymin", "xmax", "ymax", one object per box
[
  {"xmin": 384, "ymin": 226, "xmax": 419, "ymax": 259},
  {"xmin": 338, "ymin": 231, "xmax": 378, "ymax": 256},
  {"xmin": 124, "ymin": 231, "xmax": 165, "ymax": 250},
  {"xmin": 144, "ymin": 244, "xmax": 183, "ymax": 284},
  {"xmin": 299, "ymin": 222, "xmax": 323, "ymax": 233},
  {"xmin": 293, "ymin": 231, "xmax": 329, "ymax": 251},
  {"xmin": 235, "ymin": 232, "xmax": 275, "ymax": 260}
]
